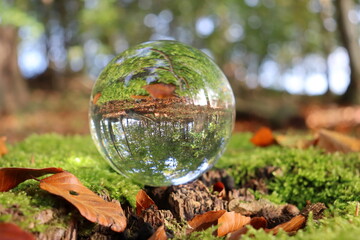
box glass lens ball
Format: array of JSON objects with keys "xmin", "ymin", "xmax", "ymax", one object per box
[{"xmin": 89, "ymin": 40, "xmax": 235, "ymax": 186}]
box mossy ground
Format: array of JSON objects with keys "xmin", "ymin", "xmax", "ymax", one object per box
[{"xmin": 1, "ymin": 133, "xmax": 360, "ymax": 239}]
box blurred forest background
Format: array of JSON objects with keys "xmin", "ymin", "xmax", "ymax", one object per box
[{"xmin": 1, "ymin": 0, "xmax": 360, "ymax": 142}]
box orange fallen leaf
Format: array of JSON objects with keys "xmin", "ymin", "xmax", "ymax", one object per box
[
  {"xmin": 187, "ymin": 210, "xmax": 226, "ymax": 234},
  {"xmin": 0, "ymin": 136, "xmax": 8, "ymax": 156},
  {"xmin": 136, "ymin": 189, "xmax": 157, "ymax": 216},
  {"xmin": 143, "ymin": 83, "xmax": 176, "ymax": 99},
  {"xmin": 148, "ymin": 225, "xmax": 167, "ymax": 240},
  {"xmin": 316, "ymin": 129, "xmax": 360, "ymax": 153},
  {"xmin": 250, "ymin": 127, "xmax": 275, "ymax": 147},
  {"xmin": 187, "ymin": 210, "xmax": 251, "ymax": 236},
  {"xmin": 92, "ymin": 92, "xmax": 102, "ymax": 105},
  {"xmin": 227, "ymin": 216, "xmax": 267, "ymax": 240},
  {"xmin": 217, "ymin": 211, "xmax": 251, "ymax": 237},
  {"xmin": 39, "ymin": 171, "xmax": 126, "ymax": 232},
  {"xmin": 265, "ymin": 214, "xmax": 306, "ymax": 235},
  {"xmin": 0, "ymin": 167, "xmax": 64, "ymax": 192},
  {"xmin": 0, "ymin": 222, "xmax": 35, "ymax": 240}
]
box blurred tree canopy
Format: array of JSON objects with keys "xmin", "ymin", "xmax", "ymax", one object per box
[{"xmin": 0, "ymin": 0, "xmax": 360, "ymax": 113}]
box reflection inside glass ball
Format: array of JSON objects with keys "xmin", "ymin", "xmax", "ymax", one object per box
[{"xmin": 89, "ymin": 40, "xmax": 235, "ymax": 186}]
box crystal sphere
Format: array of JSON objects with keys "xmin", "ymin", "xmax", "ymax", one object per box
[{"xmin": 89, "ymin": 40, "xmax": 235, "ymax": 186}]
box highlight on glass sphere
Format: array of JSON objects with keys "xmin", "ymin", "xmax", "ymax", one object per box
[{"xmin": 89, "ymin": 40, "xmax": 235, "ymax": 186}]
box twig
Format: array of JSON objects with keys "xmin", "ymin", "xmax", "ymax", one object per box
[{"xmin": 150, "ymin": 48, "xmax": 190, "ymax": 89}]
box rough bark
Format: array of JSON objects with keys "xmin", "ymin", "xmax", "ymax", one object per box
[
  {"xmin": 168, "ymin": 180, "xmax": 228, "ymax": 221},
  {"xmin": 336, "ymin": 0, "xmax": 360, "ymax": 104},
  {"xmin": 0, "ymin": 26, "xmax": 29, "ymax": 114}
]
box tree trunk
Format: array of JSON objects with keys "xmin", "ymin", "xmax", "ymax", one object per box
[
  {"xmin": 0, "ymin": 26, "xmax": 29, "ymax": 114},
  {"xmin": 335, "ymin": 0, "xmax": 360, "ymax": 104}
]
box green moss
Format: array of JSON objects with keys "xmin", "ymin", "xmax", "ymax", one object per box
[
  {"xmin": 1, "ymin": 134, "xmax": 141, "ymax": 205},
  {"xmin": 215, "ymin": 133, "xmax": 360, "ymax": 239},
  {"xmin": 0, "ymin": 191, "xmax": 62, "ymax": 232},
  {"xmin": 177, "ymin": 226, "xmax": 219, "ymax": 240},
  {"xmin": 239, "ymin": 202, "xmax": 360, "ymax": 240},
  {"xmin": 217, "ymin": 133, "xmax": 360, "ymax": 208},
  {"xmin": 96, "ymin": 78, "xmax": 148, "ymax": 104},
  {"xmin": 0, "ymin": 134, "xmax": 141, "ymax": 234},
  {"xmin": 92, "ymin": 40, "xmax": 233, "ymax": 104},
  {"xmin": 1, "ymin": 133, "xmax": 360, "ymax": 238}
]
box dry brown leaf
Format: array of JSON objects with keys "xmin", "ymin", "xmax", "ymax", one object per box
[
  {"xmin": 265, "ymin": 214, "xmax": 306, "ymax": 235},
  {"xmin": 148, "ymin": 225, "xmax": 167, "ymax": 240},
  {"xmin": 0, "ymin": 222, "xmax": 36, "ymax": 240},
  {"xmin": 316, "ymin": 129, "xmax": 360, "ymax": 153},
  {"xmin": 0, "ymin": 167, "xmax": 64, "ymax": 192},
  {"xmin": 217, "ymin": 211, "xmax": 251, "ymax": 237},
  {"xmin": 39, "ymin": 171, "xmax": 126, "ymax": 232},
  {"xmin": 250, "ymin": 127, "xmax": 275, "ymax": 147},
  {"xmin": 250, "ymin": 216, "xmax": 268, "ymax": 229},
  {"xmin": 143, "ymin": 83, "xmax": 176, "ymax": 99},
  {"xmin": 187, "ymin": 210, "xmax": 226, "ymax": 234},
  {"xmin": 0, "ymin": 136, "xmax": 8, "ymax": 156},
  {"xmin": 136, "ymin": 189, "xmax": 158, "ymax": 216},
  {"xmin": 227, "ymin": 217, "xmax": 267, "ymax": 240},
  {"xmin": 227, "ymin": 227, "xmax": 248, "ymax": 240}
]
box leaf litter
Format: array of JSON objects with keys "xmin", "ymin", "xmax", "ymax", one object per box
[
  {"xmin": 251, "ymin": 126, "xmax": 360, "ymax": 153},
  {"xmin": 0, "ymin": 164, "xmax": 327, "ymax": 239},
  {"xmin": 0, "ymin": 167, "xmax": 127, "ymax": 233}
]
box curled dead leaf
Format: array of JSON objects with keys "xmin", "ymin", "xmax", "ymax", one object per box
[
  {"xmin": 186, "ymin": 210, "xmax": 251, "ymax": 237},
  {"xmin": 217, "ymin": 211, "xmax": 251, "ymax": 237},
  {"xmin": 0, "ymin": 167, "xmax": 64, "ymax": 192},
  {"xmin": 187, "ymin": 210, "xmax": 226, "ymax": 234},
  {"xmin": 250, "ymin": 127, "xmax": 275, "ymax": 147},
  {"xmin": 265, "ymin": 214, "xmax": 306, "ymax": 235},
  {"xmin": 0, "ymin": 222, "xmax": 35, "ymax": 240},
  {"xmin": 39, "ymin": 171, "xmax": 126, "ymax": 232},
  {"xmin": 227, "ymin": 217, "xmax": 267, "ymax": 240},
  {"xmin": 136, "ymin": 189, "xmax": 158, "ymax": 216}
]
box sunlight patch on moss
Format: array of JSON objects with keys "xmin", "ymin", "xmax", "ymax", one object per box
[{"xmin": 1, "ymin": 134, "xmax": 141, "ymax": 206}]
